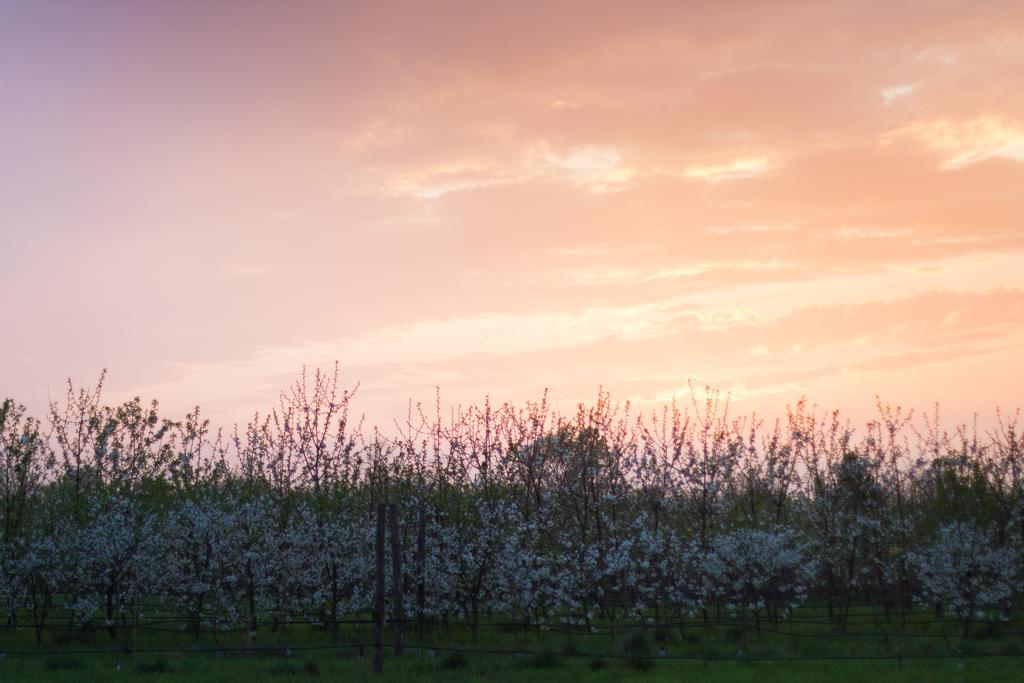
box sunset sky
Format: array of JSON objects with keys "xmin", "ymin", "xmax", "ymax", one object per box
[{"xmin": 3, "ymin": 1, "xmax": 1023, "ymax": 429}]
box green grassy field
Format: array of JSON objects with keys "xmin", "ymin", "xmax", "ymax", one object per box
[
  {"xmin": 3, "ymin": 652, "xmax": 1024, "ymax": 683},
  {"xmin": 2, "ymin": 608, "xmax": 1023, "ymax": 682}
]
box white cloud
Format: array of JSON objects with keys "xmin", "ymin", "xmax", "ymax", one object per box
[
  {"xmin": 704, "ymin": 223, "xmax": 796, "ymax": 235},
  {"xmin": 375, "ymin": 143, "xmax": 636, "ymax": 199},
  {"xmin": 544, "ymin": 244, "xmax": 611, "ymax": 258},
  {"xmin": 883, "ymin": 117, "xmax": 1024, "ymax": 169},
  {"xmin": 557, "ymin": 259, "xmax": 790, "ymax": 286},
  {"xmin": 546, "ymin": 145, "xmax": 636, "ymax": 193},
  {"xmin": 833, "ymin": 227, "xmax": 914, "ymax": 240},
  {"xmin": 681, "ymin": 156, "xmax": 770, "ymax": 183},
  {"xmin": 880, "ymin": 84, "xmax": 915, "ymax": 105}
]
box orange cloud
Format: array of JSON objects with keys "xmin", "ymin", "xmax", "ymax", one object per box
[{"xmin": 2, "ymin": 1, "xmax": 1022, "ymax": 431}]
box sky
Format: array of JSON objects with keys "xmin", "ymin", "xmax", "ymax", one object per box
[{"xmin": 2, "ymin": 1, "xmax": 1023, "ymax": 431}]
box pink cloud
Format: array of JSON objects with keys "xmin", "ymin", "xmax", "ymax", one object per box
[{"xmin": 2, "ymin": 1, "xmax": 1022, "ymax": 430}]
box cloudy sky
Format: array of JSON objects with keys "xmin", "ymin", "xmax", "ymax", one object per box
[{"xmin": 3, "ymin": 1, "xmax": 1023, "ymax": 429}]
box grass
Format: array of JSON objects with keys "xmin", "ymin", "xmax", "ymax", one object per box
[
  {"xmin": 1, "ymin": 607, "xmax": 1022, "ymax": 681},
  {"xmin": 4, "ymin": 651, "xmax": 1023, "ymax": 682}
]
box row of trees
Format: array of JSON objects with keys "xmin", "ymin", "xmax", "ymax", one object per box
[{"xmin": 1, "ymin": 367, "xmax": 1022, "ymax": 643}]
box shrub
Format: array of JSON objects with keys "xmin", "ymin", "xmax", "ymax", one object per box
[
  {"xmin": 136, "ymin": 658, "xmax": 173, "ymax": 674},
  {"xmin": 439, "ymin": 651, "xmax": 468, "ymax": 670},
  {"xmin": 528, "ymin": 649, "xmax": 561, "ymax": 669}
]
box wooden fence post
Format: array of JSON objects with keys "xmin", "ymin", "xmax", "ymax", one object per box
[
  {"xmin": 416, "ymin": 507, "xmax": 426, "ymax": 639},
  {"xmin": 373, "ymin": 502, "xmax": 386, "ymax": 674},
  {"xmin": 388, "ymin": 503, "xmax": 404, "ymax": 655}
]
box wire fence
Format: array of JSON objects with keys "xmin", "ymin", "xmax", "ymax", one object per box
[
  {"xmin": 3, "ymin": 609, "xmax": 1024, "ymax": 668},
  {"xmin": 5, "ymin": 617, "xmax": 1024, "ymax": 640},
  {"xmin": 2, "ymin": 642, "xmax": 1024, "ymax": 663}
]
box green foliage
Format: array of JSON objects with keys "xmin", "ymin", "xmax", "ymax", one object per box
[
  {"xmin": 136, "ymin": 658, "xmax": 173, "ymax": 674},
  {"xmin": 44, "ymin": 657, "xmax": 84, "ymax": 672},
  {"xmin": 438, "ymin": 651, "xmax": 468, "ymax": 670},
  {"xmin": 2, "ymin": 610, "xmax": 1024, "ymax": 682},
  {"xmin": 527, "ymin": 648, "xmax": 561, "ymax": 669},
  {"xmin": 621, "ymin": 629, "xmax": 655, "ymax": 672}
]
